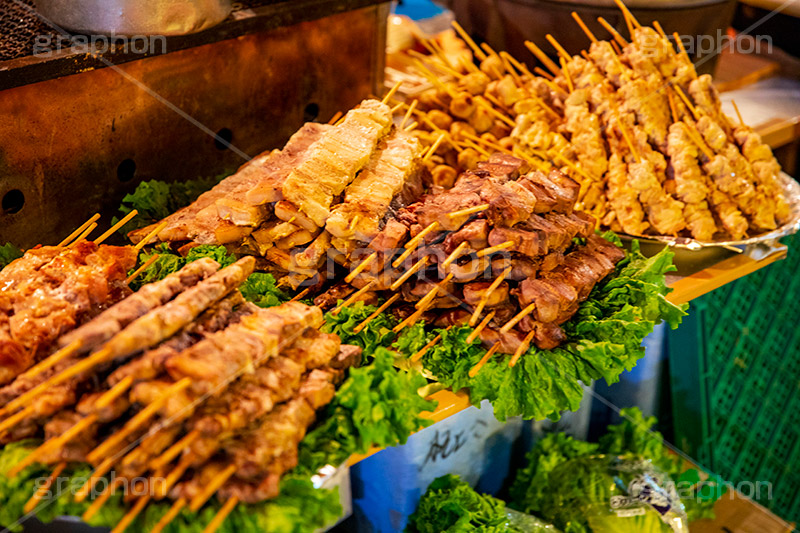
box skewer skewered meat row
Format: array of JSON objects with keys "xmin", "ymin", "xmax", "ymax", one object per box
[
  {"xmin": 404, "ymin": 20, "xmax": 791, "ymax": 242},
  {"xmin": 324, "ymin": 154, "xmax": 626, "ymax": 355},
  {"xmin": 0, "ymin": 242, "xmax": 137, "ymax": 385}
]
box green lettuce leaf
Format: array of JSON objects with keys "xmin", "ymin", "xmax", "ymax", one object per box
[
  {"xmin": 0, "ymin": 441, "xmax": 339, "ymax": 533},
  {"xmin": 113, "ymin": 174, "xmax": 228, "ymax": 235},
  {"xmin": 322, "ymin": 302, "xmax": 398, "ymax": 355},
  {"xmin": 407, "ymin": 474, "xmax": 526, "ymax": 533},
  {"xmin": 239, "ymin": 272, "xmax": 290, "ymax": 309},
  {"xmin": 0, "ymin": 242, "xmax": 23, "ymax": 270},
  {"xmin": 412, "ymin": 237, "xmax": 687, "ymax": 421},
  {"xmin": 509, "ymin": 408, "xmax": 726, "ymax": 527},
  {"xmin": 296, "ymin": 347, "xmax": 436, "ymax": 474}
]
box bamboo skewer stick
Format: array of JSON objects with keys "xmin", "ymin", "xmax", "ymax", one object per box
[
  {"xmin": 327, "ymin": 111, "xmax": 343, "ymax": 125},
  {"xmin": 469, "ymin": 267, "xmax": 511, "ymax": 326},
  {"xmin": 545, "ymin": 34, "xmax": 571, "ymax": 61},
  {"xmin": 392, "ymin": 310, "xmax": 423, "ymax": 334},
  {"xmin": 150, "ymin": 430, "xmax": 200, "ymax": 472},
  {"xmin": 610, "ymin": 41, "xmax": 623, "ymax": 56},
  {"xmin": 9, "ymin": 414, "xmax": 99, "ymax": 477},
  {"xmin": 673, "ymin": 32, "xmax": 691, "ymax": 63},
  {"xmin": 202, "ymin": 496, "xmax": 240, "ymax": 533},
  {"xmin": 57, "ymin": 213, "xmax": 101, "ymax": 247},
  {"xmin": 151, "ymin": 497, "xmax": 187, "ymax": 533},
  {"xmin": 0, "ymin": 404, "xmax": 36, "ymax": 436},
  {"xmin": 652, "ymin": 21, "xmax": 668, "ymax": 40},
  {"xmin": 331, "ymin": 281, "xmax": 376, "ymax": 315},
  {"xmin": 466, "ymin": 311, "xmax": 496, "ymax": 343},
  {"xmin": 683, "ymin": 121, "xmax": 715, "ymax": 160},
  {"xmin": 400, "ymin": 100, "xmax": 417, "ymax": 129},
  {"xmin": 1, "ymin": 345, "xmax": 116, "ymax": 416},
  {"xmin": 476, "ymin": 240, "xmax": 513, "ymax": 258},
  {"xmin": 468, "ymin": 342, "xmax": 501, "ymax": 377},
  {"xmin": 23, "ymin": 462, "xmax": 67, "ymax": 513},
  {"xmin": 75, "ymin": 457, "xmax": 116, "ymax": 503},
  {"xmin": 571, "ymin": 12, "xmax": 598, "ymax": 43},
  {"xmin": 95, "ymin": 376, "xmax": 135, "ymax": 412},
  {"xmin": 524, "ymin": 40, "xmax": 561, "ymax": 76},
  {"xmin": 68, "ymin": 223, "xmax": 98, "ymax": 248},
  {"xmin": 289, "ymin": 287, "xmax": 311, "ymax": 302},
  {"xmin": 731, "ymin": 100, "xmax": 744, "ymax": 125},
  {"xmin": 125, "ymin": 254, "xmax": 159, "ymax": 285},
  {"xmin": 82, "ymin": 478, "xmax": 123, "ymax": 522},
  {"xmin": 94, "ymin": 210, "xmax": 138, "ymax": 245},
  {"xmin": 617, "ymin": 119, "xmax": 640, "ymax": 162},
  {"xmin": 111, "ymin": 495, "xmax": 151, "ymax": 533},
  {"xmin": 403, "ymin": 121, "xmax": 419, "ymax": 132},
  {"xmin": 393, "ymin": 222, "xmax": 439, "ymax": 268},
  {"xmin": 463, "ymin": 138, "xmax": 491, "ymax": 158},
  {"xmin": 354, "ymin": 294, "xmax": 402, "ymax": 333},
  {"xmin": 389, "ymin": 102, "xmax": 404, "ymax": 114},
  {"xmin": 190, "ymin": 464, "xmax": 238, "ymax": 511},
  {"xmin": 509, "ymin": 330, "xmax": 536, "ymax": 367},
  {"xmin": 422, "ymin": 132, "xmax": 447, "ymax": 162},
  {"xmin": 410, "ymin": 326, "xmax": 452, "ymax": 363},
  {"xmin": 597, "ymin": 17, "xmax": 628, "ymax": 47},
  {"xmin": 439, "ymin": 242, "xmax": 468, "ymax": 272},
  {"xmin": 463, "ymin": 132, "xmax": 515, "ymax": 156},
  {"xmin": 18, "ymin": 339, "xmax": 82, "ymax": 382},
  {"xmin": 533, "ymin": 66, "xmax": 554, "ymax": 81},
  {"xmin": 559, "ymin": 57, "xmax": 574, "ymax": 92},
  {"xmin": 447, "ymin": 203, "xmax": 490, "ymax": 219},
  {"xmin": 380, "ymin": 81, "xmax": 403, "ymax": 105},
  {"xmin": 389, "ymin": 257, "xmax": 429, "ymax": 291},
  {"xmin": 475, "ymin": 96, "xmax": 517, "ymax": 127},
  {"xmin": 452, "ymin": 21, "xmax": 488, "ymax": 61},
  {"xmin": 500, "ymin": 303, "xmax": 536, "ymax": 334},
  {"xmin": 673, "ymin": 86, "xmax": 699, "ymax": 120},
  {"xmin": 667, "ymin": 90, "xmax": 679, "ymax": 122},
  {"xmin": 160, "ymin": 455, "xmax": 193, "ymax": 498},
  {"xmin": 500, "ymin": 51, "xmax": 533, "ymax": 77},
  {"xmin": 414, "ymin": 273, "xmax": 454, "ymax": 310},
  {"xmin": 459, "ymin": 55, "xmax": 481, "ymax": 74},
  {"xmin": 87, "ymin": 378, "xmax": 192, "ymax": 464},
  {"xmin": 345, "ymin": 252, "xmax": 377, "ymax": 284},
  {"xmin": 134, "ymin": 221, "xmax": 168, "ymax": 251},
  {"xmin": 612, "ymin": 0, "xmax": 641, "ymax": 29}
]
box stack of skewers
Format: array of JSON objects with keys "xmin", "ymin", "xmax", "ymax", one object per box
[
  {"xmin": 397, "ymin": 7, "xmax": 792, "ymax": 242},
  {"xmin": 320, "ymin": 153, "xmax": 626, "ymax": 375},
  {"xmin": 0, "ymin": 250, "xmax": 363, "ymax": 533}
]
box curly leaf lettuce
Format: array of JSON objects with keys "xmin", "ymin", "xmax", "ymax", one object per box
[
  {"xmin": 239, "ymin": 272, "xmax": 290, "ymax": 308},
  {"xmin": 322, "ymin": 302, "xmax": 398, "ymax": 355},
  {"xmin": 113, "ymin": 174, "xmax": 228, "ymax": 235},
  {"xmin": 407, "ymin": 474, "xmax": 524, "ymax": 533},
  {"xmin": 0, "ymin": 242, "xmax": 23, "ymax": 270},
  {"xmin": 128, "ymin": 245, "xmax": 286, "ymax": 309},
  {"xmin": 296, "ymin": 347, "xmax": 436, "ymax": 475},
  {"xmin": 509, "ymin": 408, "xmax": 725, "ymax": 528},
  {"xmin": 0, "ymin": 441, "xmax": 340, "ymax": 533},
  {"xmin": 416, "ymin": 238, "xmax": 687, "ymax": 421}
]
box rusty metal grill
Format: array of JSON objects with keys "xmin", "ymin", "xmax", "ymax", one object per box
[
  {"xmin": 0, "ymin": 0, "xmax": 277, "ymax": 62},
  {"xmin": 0, "ymin": 0, "xmax": 59, "ymax": 61}
]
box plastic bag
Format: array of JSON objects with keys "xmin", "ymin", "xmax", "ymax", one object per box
[
  {"xmin": 548, "ymin": 455, "xmax": 688, "ymax": 533},
  {"xmin": 504, "ymin": 508, "xmax": 561, "ymax": 532}
]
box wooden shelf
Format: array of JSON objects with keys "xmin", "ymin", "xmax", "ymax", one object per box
[{"xmin": 346, "ymin": 245, "xmax": 788, "ymax": 467}]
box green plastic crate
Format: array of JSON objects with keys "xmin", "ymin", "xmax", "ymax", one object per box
[{"xmin": 668, "ymin": 232, "xmax": 800, "ymax": 524}]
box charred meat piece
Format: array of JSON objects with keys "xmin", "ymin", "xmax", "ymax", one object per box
[
  {"xmin": 488, "ymin": 227, "xmax": 540, "ymax": 258},
  {"xmin": 463, "ymin": 281, "xmax": 509, "ymax": 307},
  {"xmin": 443, "ymin": 220, "xmax": 490, "ymax": 252}
]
